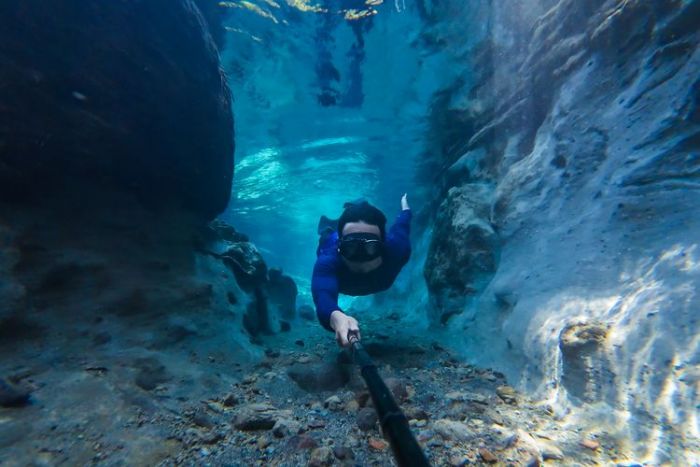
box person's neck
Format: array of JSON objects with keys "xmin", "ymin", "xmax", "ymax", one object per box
[{"xmin": 343, "ymin": 256, "xmax": 383, "ymax": 273}]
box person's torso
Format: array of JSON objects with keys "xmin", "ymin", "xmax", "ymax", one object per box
[
  {"xmin": 337, "ymin": 259, "xmax": 398, "ymax": 296},
  {"xmin": 318, "ymin": 230, "xmax": 403, "ymax": 296}
]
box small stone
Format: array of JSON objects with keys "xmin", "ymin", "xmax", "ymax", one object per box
[
  {"xmin": 433, "ymin": 419, "xmax": 472, "ymax": 442},
  {"xmin": 201, "ymin": 431, "xmax": 224, "ymax": 444},
  {"xmin": 289, "ymin": 434, "xmax": 318, "ymax": 450},
  {"xmin": 355, "ymin": 391, "xmax": 370, "ymax": 407},
  {"xmin": 307, "ymin": 418, "xmax": 326, "ymax": 429},
  {"xmin": 541, "ymin": 445, "xmax": 564, "ymax": 460},
  {"xmin": 323, "ymin": 395, "xmax": 342, "ymax": 411},
  {"xmin": 428, "ymin": 437, "xmax": 444, "ymax": 447},
  {"xmin": 257, "ymin": 436, "xmax": 272, "ymax": 449},
  {"xmin": 0, "ymin": 378, "xmax": 31, "ymax": 407},
  {"xmin": 232, "ymin": 403, "xmax": 292, "ymax": 430},
  {"xmin": 580, "ymin": 438, "xmax": 600, "ymax": 450},
  {"xmin": 479, "ymin": 448, "xmax": 498, "ymax": 463},
  {"xmin": 496, "ymin": 386, "xmax": 517, "ymax": 404},
  {"xmin": 191, "ymin": 409, "xmax": 215, "ymax": 429},
  {"xmin": 288, "ymin": 362, "xmax": 350, "ymax": 392},
  {"xmin": 242, "ymin": 374, "xmax": 256, "ymax": 385},
  {"xmin": 385, "ymin": 378, "xmax": 408, "ymax": 402},
  {"xmin": 311, "ymin": 401, "xmax": 323, "ymax": 411},
  {"xmin": 449, "ymin": 454, "xmax": 468, "ymax": 466},
  {"xmin": 333, "ymin": 445, "xmax": 354, "ymax": 460},
  {"xmin": 309, "ymin": 446, "xmax": 334, "ymax": 466},
  {"xmin": 206, "ymin": 401, "xmax": 224, "ymax": 414},
  {"xmin": 368, "ymin": 438, "xmax": 388, "ymax": 451},
  {"xmin": 295, "ymin": 339, "xmax": 305, "ymax": 347},
  {"xmin": 357, "ymin": 407, "xmax": 378, "ymax": 431},
  {"xmin": 405, "ymin": 407, "xmax": 429, "ymax": 420},
  {"xmin": 406, "ymin": 385, "xmax": 416, "ymax": 399},
  {"xmin": 273, "ymin": 418, "xmax": 301, "ymax": 438},
  {"xmin": 222, "ymin": 393, "xmax": 240, "ymax": 407},
  {"xmin": 517, "ymin": 429, "xmax": 564, "ymax": 461},
  {"xmin": 446, "ymin": 391, "xmax": 488, "ymax": 405},
  {"xmin": 133, "ymin": 358, "xmax": 170, "ymax": 391},
  {"xmin": 344, "ymin": 400, "xmax": 359, "ymax": 412},
  {"xmin": 265, "ymin": 349, "xmax": 280, "ymax": 358},
  {"xmin": 468, "ymin": 418, "xmax": 485, "ymax": 429}
]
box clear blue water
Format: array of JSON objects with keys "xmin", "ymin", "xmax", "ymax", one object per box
[
  {"xmin": 2, "ymin": 1, "xmax": 698, "ymax": 465},
  {"xmin": 218, "ymin": 1, "xmax": 448, "ymax": 281}
]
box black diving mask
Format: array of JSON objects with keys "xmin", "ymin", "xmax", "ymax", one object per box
[{"xmin": 338, "ymin": 232, "xmax": 383, "ymax": 262}]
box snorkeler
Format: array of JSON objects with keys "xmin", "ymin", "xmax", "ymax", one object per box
[{"xmin": 311, "ymin": 195, "xmax": 411, "ymax": 347}]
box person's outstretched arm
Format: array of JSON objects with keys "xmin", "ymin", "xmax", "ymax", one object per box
[
  {"xmin": 311, "ymin": 254, "xmax": 340, "ymax": 331},
  {"xmin": 311, "ymin": 254, "xmax": 361, "ymax": 347},
  {"xmin": 385, "ymin": 193, "xmax": 412, "ymax": 263}
]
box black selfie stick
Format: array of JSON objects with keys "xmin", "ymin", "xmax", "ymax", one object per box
[{"xmin": 348, "ymin": 331, "xmax": 431, "ymax": 467}]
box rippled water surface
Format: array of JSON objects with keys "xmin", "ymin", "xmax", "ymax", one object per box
[{"xmin": 219, "ymin": 0, "xmax": 446, "ymax": 278}]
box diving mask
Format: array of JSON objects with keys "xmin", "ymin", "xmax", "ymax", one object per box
[{"xmin": 338, "ymin": 232, "xmax": 383, "ymax": 262}]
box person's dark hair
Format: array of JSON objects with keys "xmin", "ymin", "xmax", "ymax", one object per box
[{"xmin": 337, "ymin": 201, "xmax": 387, "ymax": 240}]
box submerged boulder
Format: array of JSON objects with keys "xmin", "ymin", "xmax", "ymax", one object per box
[
  {"xmin": 423, "ymin": 183, "xmax": 499, "ymax": 324},
  {"xmin": 220, "ymin": 242, "xmax": 268, "ymax": 291},
  {"xmin": 265, "ymin": 268, "xmax": 298, "ymax": 321},
  {"xmin": 0, "ymin": 0, "xmax": 234, "ymax": 219}
]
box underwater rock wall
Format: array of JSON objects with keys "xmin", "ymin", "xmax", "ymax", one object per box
[
  {"xmin": 421, "ymin": 0, "xmax": 699, "ymax": 461},
  {"xmin": 0, "ymin": 0, "xmax": 293, "ymax": 391},
  {"xmin": 0, "ymin": 0, "xmax": 233, "ymax": 218},
  {"xmin": 0, "ymin": 0, "xmax": 238, "ymax": 318}
]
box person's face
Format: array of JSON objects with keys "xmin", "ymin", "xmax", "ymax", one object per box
[{"xmin": 340, "ymin": 221, "xmax": 383, "ymax": 273}]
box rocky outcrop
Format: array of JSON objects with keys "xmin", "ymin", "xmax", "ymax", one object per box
[
  {"xmin": 424, "ymin": 183, "xmax": 499, "ymax": 324},
  {"xmin": 0, "ymin": 0, "xmax": 233, "ymax": 219},
  {"xmin": 420, "ymin": 0, "xmax": 700, "ymax": 463},
  {"xmin": 199, "ymin": 224, "xmax": 299, "ymax": 337},
  {"xmin": 265, "ymin": 268, "xmax": 298, "ymax": 321},
  {"xmin": 558, "ymin": 321, "xmax": 613, "ymax": 404}
]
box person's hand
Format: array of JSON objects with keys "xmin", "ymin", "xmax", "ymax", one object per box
[
  {"xmin": 329, "ymin": 310, "xmax": 361, "ymax": 348},
  {"xmin": 401, "ymin": 193, "xmax": 410, "ymax": 211}
]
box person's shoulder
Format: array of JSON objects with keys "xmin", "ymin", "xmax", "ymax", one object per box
[{"xmin": 314, "ymin": 248, "xmax": 340, "ymax": 270}]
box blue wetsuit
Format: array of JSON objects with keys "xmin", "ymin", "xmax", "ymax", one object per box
[{"xmin": 311, "ymin": 209, "xmax": 412, "ymax": 331}]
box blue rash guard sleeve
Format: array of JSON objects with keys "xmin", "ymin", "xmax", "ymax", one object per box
[
  {"xmin": 385, "ymin": 209, "xmax": 412, "ymax": 263},
  {"xmin": 311, "ymin": 253, "xmax": 340, "ymax": 331}
]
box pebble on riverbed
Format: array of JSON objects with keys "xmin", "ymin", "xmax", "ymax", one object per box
[
  {"xmin": 308, "ymin": 446, "xmax": 334, "ymax": 466},
  {"xmin": 0, "ymin": 378, "xmax": 31, "ymax": 407},
  {"xmin": 581, "ymin": 438, "xmax": 600, "ymax": 450}
]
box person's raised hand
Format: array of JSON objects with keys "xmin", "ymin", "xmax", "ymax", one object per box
[
  {"xmin": 329, "ymin": 310, "xmax": 361, "ymax": 348},
  {"xmin": 401, "ymin": 193, "xmax": 410, "ymax": 211}
]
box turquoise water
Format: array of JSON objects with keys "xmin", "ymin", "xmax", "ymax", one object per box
[
  {"xmin": 1, "ymin": 0, "xmax": 698, "ymax": 464},
  {"xmin": 219, "ymin": 0, "xmax": 440, "ymax": 279}
]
